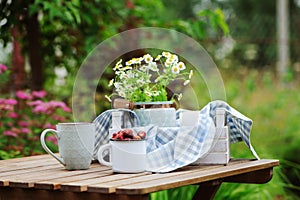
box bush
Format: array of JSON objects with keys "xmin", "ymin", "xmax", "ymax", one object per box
[{"xmin": 0, "ymin": 90, "xmax": 72, "ymax": 159}]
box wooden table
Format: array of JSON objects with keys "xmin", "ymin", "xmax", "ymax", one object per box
[{"xmin": 0, "ymin": 155, "xmax": 279, "ymax": 200}]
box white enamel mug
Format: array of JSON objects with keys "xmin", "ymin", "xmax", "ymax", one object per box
[
  {"xmin": 40, "ymin": 122, "xmax": 95, "ymax": 170},
  {"xmin": 97, "ymin": 140, "xmax": 146, "ymax": 173}
]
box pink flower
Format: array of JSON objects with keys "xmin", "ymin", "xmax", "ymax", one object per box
[
  {"xmin": 44, "ymin": 123, "xmax": 56, "ymax": 129},
  {"xmin": 3, "ymin": 130, "xmax": 17, "ymax": 137},
  {"xmin": 27, "ymin": 100, "xmax": 43, "ymax": 106},
  {"xmin": 0, "ymin": 99, "xmax": 14, "ymax": 110},
  {"xmin": 0, "ymin": 64, "xmax": 7, "ymax": 74},
  {"xmin": 21, "ymin": 128, "xmax": 31, "ymax": 134},
  {"xmin": 8, "ymin": 112, "xmax": 18, "ymax": 118},
  {"xmin": 33, "ymin": 104, "xmax": 48, "ymax": 113},
  {"xmin": 53, "ymin": 115, "xmax": 65, "ymax": 121},
  {"xmin": 0, "ymin": 98, "xmax": 18, "ymax": 105},
  {"xmin": 32, "ymin": 90, "xmax": 47, "ymax": 98},
  {"xmin": 18, "ymin": 121, "xmax": 29, "ymax": 127},
  {"xmin": 46, "ymin": 135, "xmax": 58, "ymax": 145},
  {"xmin": 49, "ymin": 101, "xmax": 71, "ymax": 112},
  {"xmin": 16, "ymin": 91, "xmax": 32, "ymax": 100}
]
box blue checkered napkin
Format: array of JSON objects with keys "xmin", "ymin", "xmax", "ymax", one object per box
[
  {"xmin": 93, "ymin": 100, "xmax": 260, "ymax": 173},
  {"xmin": 146, "ymin": 106, "xmax": 216, "ymax": 172}
]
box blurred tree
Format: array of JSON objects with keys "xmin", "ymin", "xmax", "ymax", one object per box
[
  {"xmin": 0, "ymin": 0, "xmax": 229, "ymax": 97},
  {"xmin": 212, "ymin": 0, "xmax": 300, "ymax": 74}
]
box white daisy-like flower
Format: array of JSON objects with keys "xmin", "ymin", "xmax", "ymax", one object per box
[
  {"xmin": 120, "ymin": 66, "xmax": 132, "ymax": 71},
  {"xmin": 114, "ymin": 82, "xmax": 121, "ymax": 89},
  {"xmin": 104, "ymin": 95, "xmax": 111, "ymax": 102},
  {"xmin": 177, "ymin": 62, "xmax": 186, "ymax": 71},
  {"xmin": 164, "ymin": 60, "xmax": 172, "ymax": 67},
  {"xmin": 143, "ymin": 54, "xmax": 153, "ymax": 63},
  {"xmin": 171, "ymin": 65, "xmax": 180, "ymax": 74},
  {"xmin": 162, "ymin": 51, "xmax": 171, "ymax": 58},
  {"xmin": 148, "ymin": 62, "xmax": 158, "ymax": 72},
  {"xmin": 116, "ymin": 59, "xmax": 122, "ymax": 66},
  {"xmin": 108, "ymin": 79, "xmax": 114, "ymax": 87},
  {"xmin": 183, "ymin": 80, "xmax": 190, "ymax": 86},
  {"xmin": 189, "ymin": 70, "xmax": 193, "ymax": 79},
  {"xmin": 177, "ymin": 93, "xmax": 183, "ymax": 101},
  {"xmin": 126, "ymin": 59, "xmax": 134, "ymax": 65},
  {"xmin": 155, "ymin": 55, "xmax": 162, "ymax": 61},
  {"xmin": 131, "ymin": 57, "xmax": 143, "ymax": 65},
  {"xmin": 169, "ymin": 54, "xmax": 178, "ymax": 63}
]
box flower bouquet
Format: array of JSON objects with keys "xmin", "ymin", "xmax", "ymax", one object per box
[
  {"xmin": 106, "ymin": 51, "xmax": 193, "ymax": 104},
  {"xmin": 106, "ymin": 51, "xmax": 193, "ymax": 127}
]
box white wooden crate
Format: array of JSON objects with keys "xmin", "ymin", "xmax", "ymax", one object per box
[
  {"xmin": 180, "ymin": 108, "xmax": 230, "ymax": 165},
  {"xmin": 111, "ymin": 108, "xmax": 230, "ymax": 165},
  {"xmin": 195, "ymin": 108, "xmax": 230, "ymax": 165}
]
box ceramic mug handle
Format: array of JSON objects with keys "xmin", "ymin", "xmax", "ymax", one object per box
[
  {"xmin": 97, "ymin": 143, "xmax": 112, "ymax": 167},
  {"xmin": 40, "ymin": 129, "xmax": 65, "ymax": 166}
]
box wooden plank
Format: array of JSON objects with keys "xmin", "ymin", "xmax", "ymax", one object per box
[
  {"xmin": 0, "ymin": 154, "xmax": 51, "ymax": 164},
  {"xmin": 87, "ymin": 165, "xmax": 222, "ymax": 194},
  {"xmin": 7, "ymin": 165, "xmax": 110, "ymax": 188},
  {"xmin": 86, "ymin": 159, "xmax": 252, "ymax": 194},
  {"xmin": 0, "ymin": 163, "xmax": 61, "ymax": 177},
  {"xmin": 115, "ymin": 159, "xmax": 279, "ymax": 195},
  {"xmin": 36, "ymin": 169, "xmax": 114, "ymax": 191},
  {"xmin": 35, "ymin": 168, "xmax": 112, "ymax": 190},
  {"xmin": 0, "ymin": 156, "xmax": 58, "ymax": 173},
  {"xmin": 60, "ymin": 172, "xmax": 150, "ymax": 192}
]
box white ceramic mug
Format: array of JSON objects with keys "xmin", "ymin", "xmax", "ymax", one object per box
[
  {"xmin": 40, "ymin": 122, "xmax": 95, "ymax": 170},
  {"xmin": 97, "ymin": 140, "xmax": 146, "ymax": 173}
]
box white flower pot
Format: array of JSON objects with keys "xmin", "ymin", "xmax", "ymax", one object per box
[{"xmin": 134, "ymin": 102, "xmax": 176, "ymax": 127}]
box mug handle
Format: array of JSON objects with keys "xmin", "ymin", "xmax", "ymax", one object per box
[
  {"xmin": 97, "ymin": 143, "xmax": 112, "ymax": 167},
  {"xmin": 40, "ymin": 129, "xmax": 66, "ymax": 166}
]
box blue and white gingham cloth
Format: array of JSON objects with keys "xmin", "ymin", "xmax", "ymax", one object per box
[{"xmin": 93, "ymin": 100, "xmax": 260, "ymax": 173}]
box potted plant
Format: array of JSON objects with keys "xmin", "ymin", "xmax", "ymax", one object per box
[{"xmin": 106, "ymin": 51, "xmax": 193, "ymax": 127}]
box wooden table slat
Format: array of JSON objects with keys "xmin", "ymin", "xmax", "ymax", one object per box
[
  {"xmin": 115, "ymin": 159, "xmax": 279, "ymax": 195},
  {"xmin": 7, "ymin": 166, "xmax": 111, "ymax": 188},
  {"xmin": 0, "ymin": 154, "xmax": 279, "ymax": 200}
]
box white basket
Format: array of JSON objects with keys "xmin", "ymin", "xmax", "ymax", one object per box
[{"xmin": 194, "ymin": 108, "xmax": 230, "ymax": 165}]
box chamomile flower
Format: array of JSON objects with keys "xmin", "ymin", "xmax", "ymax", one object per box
[
  {"xmin": 104, "ymin": 95, "xmax": 111, "ymax": 102},
  {"xmin": 189, "ymin": 70, "xmax": 193, "ymax": 79},
  {"xmin": 177, "ymin": 62, "xmax": 186, "ymax": 71},
  {"xmin": 162, "ymin": 51, "xmax": 171, "ymax": 58},
  {"xmin": 120, "ymin": 66, "xmax": 132, "ymax": 71},
  {"xmin": 155, "ymin": 55, "xmax": 162, "ymax": 61},
  {"xmin": 143, "ymin": 54, "xmax": 153, "ymax": 63},
  {"xmin": 177, "ymin": 93, "xmax": 183, "ymax": 101},
  {"xmin": 168, "ymin": 54, "xmax": 178, "ymax": 63},
  {"xmin": 164, "ymin": 60, "xmax": 172, "ymax": 67},
  {"xmin": 171, "ymin": 65, "xmax": 180, "ymax": 74},
  {"xmin": 108, "ymin": 52, "xmax": 192, "ymax": 102},
  {"xmin": 183, "ymin": 80, "xmax": 190, "ymax": 86},
  {"xmin": 108, "ymin": 79, "xmax": 114, "ymax": 87},
  {"xmin": 113, "ymin": 59, "xmax": 123, "ymax": 71},
  {"xmin": 125, "ymin": 60, "xmax": 133, "ymax": 66},
  {"xmin": 148, "ymin": 62, "xmax": 158, "ymax": 72}
]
